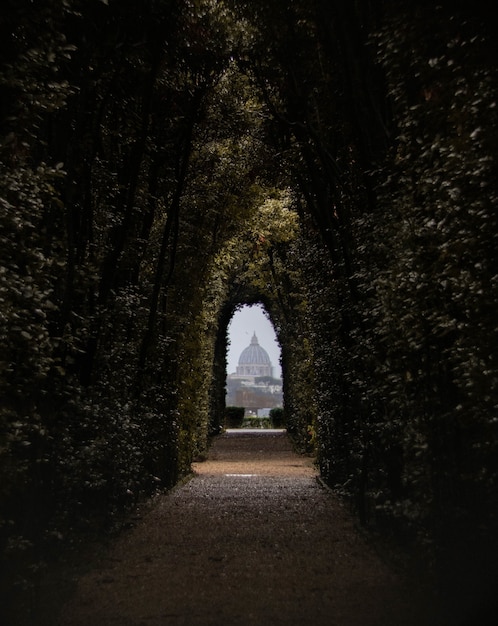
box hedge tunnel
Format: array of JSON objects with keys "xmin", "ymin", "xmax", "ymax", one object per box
[{"xmin": 1, "ymin": 0, "xmax": 497, "ymax": 612}]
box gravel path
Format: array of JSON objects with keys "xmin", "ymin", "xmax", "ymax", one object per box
[{"xmin": 58, "ymin": 430, "xmax": 429, "ymax": 626}]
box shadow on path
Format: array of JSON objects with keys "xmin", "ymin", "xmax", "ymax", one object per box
[{"xmin": 58, "ymin": 430, "xmax": 431, "ymax": 626}]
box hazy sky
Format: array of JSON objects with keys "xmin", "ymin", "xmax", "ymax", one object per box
[{"xmin": 227, "ymin": 304, "xmax": 282, "ymax": 378}]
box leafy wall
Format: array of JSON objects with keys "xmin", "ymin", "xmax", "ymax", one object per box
[{"xmin": 1, "ymin": 0, "xmax": 498, "ymax": 614}]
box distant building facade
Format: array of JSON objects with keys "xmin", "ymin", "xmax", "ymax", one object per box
[
  {"xmin": 236, "ymin": 332, "xmax": 273, "ymax": 377},
  {"xmin": 226, "ymin": 332, "xmax": 283, "ymax": 413}
]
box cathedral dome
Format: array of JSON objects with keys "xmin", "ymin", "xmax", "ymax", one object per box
[
  {"xmin": 238, "ymin": 332, "xmax": 271, "ymax": 366},
  {"xmin": 236, "ymin": 332, "xmax": 273, "ymax": 378}
]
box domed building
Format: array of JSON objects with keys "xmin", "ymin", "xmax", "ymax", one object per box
[
  {"xmin": 236, "ymin": 332, "xmax": 273, "ymax": 377},
  {"xmin": 226, "ymin": 331, "xmax": 282, "ymax": 413}
]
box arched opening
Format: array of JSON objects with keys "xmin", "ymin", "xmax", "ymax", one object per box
[
  {"xmin": 227, "ymin": 304, "xmax": 281, "ymax": 379},
  {"xmin": 225, "ymin": 303, "xmax": 282, "ymax": 424},
  {"xmin": 2, "ymin": 2, "xmax": 498, "ymax": 622}
]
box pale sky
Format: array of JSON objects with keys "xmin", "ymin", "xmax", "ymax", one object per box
[{"xmin": 226, "ymin": 304, "xmax": 282, "ymax": 378}]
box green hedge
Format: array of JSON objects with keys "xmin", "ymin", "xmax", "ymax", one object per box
[
  {"xmin": 270, "ymin": 407, "xmax": 285, "ymax": 428},
  {"xmin": 225, "ymin": 406, "xmax": 245, "ymax": 428}
]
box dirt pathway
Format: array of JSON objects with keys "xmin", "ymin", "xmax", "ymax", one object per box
[{"xmin": 58, "ymin": 430, "xmax": 430, "ymax": 626}]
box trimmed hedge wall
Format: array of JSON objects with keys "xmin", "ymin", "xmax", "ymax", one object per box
[{"xmin": 224, "ymin": 406, "xmax": 245, "ymax": 429}]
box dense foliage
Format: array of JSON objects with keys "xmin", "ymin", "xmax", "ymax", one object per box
[
  {"xmin": 224, "ymin": 406, "xmax": 244, "ymax": 429},
  {"xmin": 1, "ymin": 0, "xmax": 497, "ymax": 620}
]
